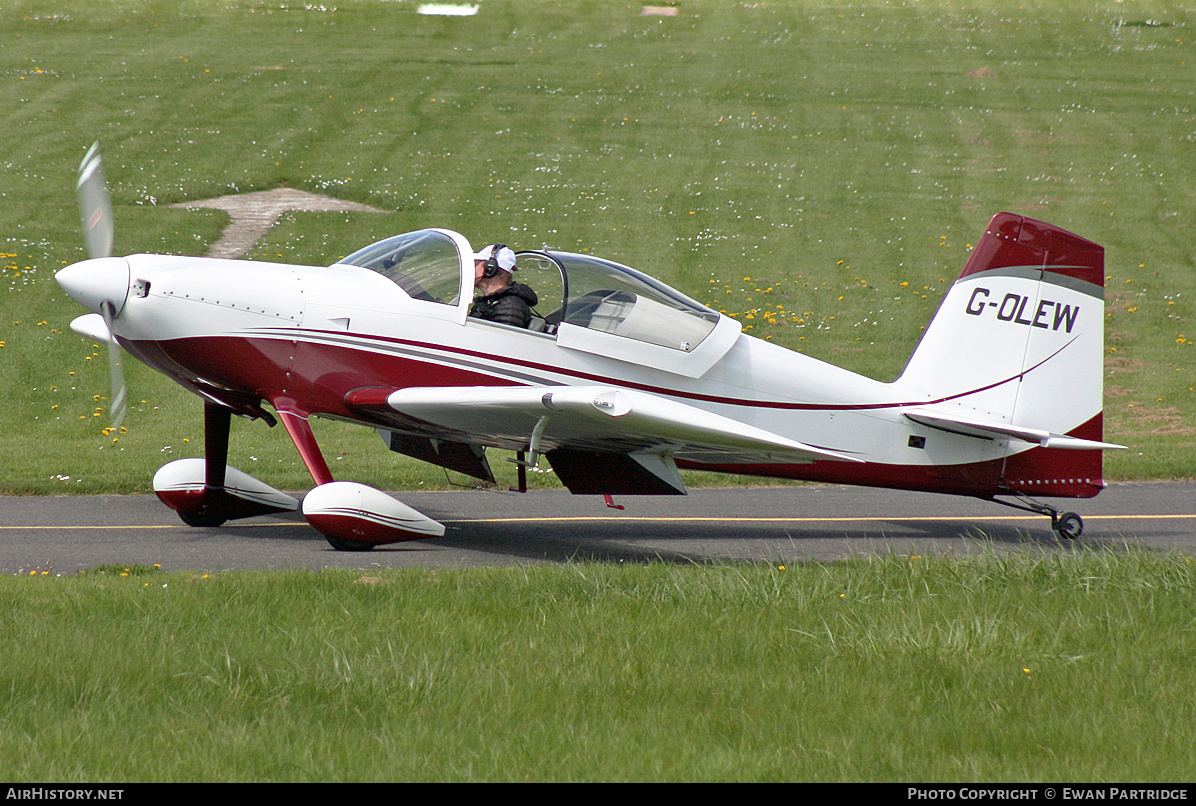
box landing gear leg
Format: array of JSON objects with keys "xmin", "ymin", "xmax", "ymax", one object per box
[
  {"xmin": 177, "ymin": 403, "xmax": 233, "ymax": 527},
  {"xmin": 991, "ymin": 493, "xmax": 1084, "ymax": 539},
  {"xmin": 203, "ymin": 401, "xmax": 231, "ymax": 488},
  {"xmin": 276, "ymin": 409, "xmax": 334, "ymax": 486}
]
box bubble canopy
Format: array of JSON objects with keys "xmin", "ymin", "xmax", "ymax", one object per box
[{"xmin": 336, "ymin": 229, "xmax": 740, "ymax": 376}]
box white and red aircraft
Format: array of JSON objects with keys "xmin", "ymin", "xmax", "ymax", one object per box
[{"xmin": 57, "ymin": 144, "xmax": 1122, "ymax": 550}]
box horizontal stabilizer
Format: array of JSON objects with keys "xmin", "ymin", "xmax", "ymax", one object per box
[{"xmin": 903, "ymin": 409, "xmax": 1124, "ymax": 450}]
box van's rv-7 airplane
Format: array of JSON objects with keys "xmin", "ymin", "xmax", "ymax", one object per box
[{"xmin": 56, "ymin": 144, "xmax": 1122, "ymax": 550}]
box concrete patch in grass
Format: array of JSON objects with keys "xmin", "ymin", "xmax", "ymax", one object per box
[{"xmin": 171, "ymin": 189, "xmax": 385, "ymax": 259}]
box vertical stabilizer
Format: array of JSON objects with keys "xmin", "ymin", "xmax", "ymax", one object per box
[{"xmin": 897, "ymin": 213, "xmax": 1108, "ymax": 497}]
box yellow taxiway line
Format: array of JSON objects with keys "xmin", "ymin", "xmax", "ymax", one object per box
[{"xmin": 2, "ymin": 514, "xmax": 1193, "ymax": 529}]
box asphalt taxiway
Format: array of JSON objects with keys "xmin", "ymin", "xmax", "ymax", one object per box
[{"xmin": 1, "ymin": 482, "xmax": 1193, "ymax": 573}]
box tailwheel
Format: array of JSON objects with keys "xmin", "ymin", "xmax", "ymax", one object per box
[
  {"xmin": 1053, "ymin": 512, "xmax": 1084, "ymax": 540},
  {"xmin": 992, "ymin": 493, "xmax": 1086, "ymax": 540}
]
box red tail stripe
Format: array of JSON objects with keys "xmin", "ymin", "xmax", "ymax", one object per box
[{"xmin": 960, "ymin": 213, "xmax": 1104, "ymax": 288}]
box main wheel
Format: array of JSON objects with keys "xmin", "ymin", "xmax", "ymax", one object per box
[
  {"xmin": 1054, "ymin": 512, "xmax": 1083, "ymax": 540},
  {"xmin": 324, "ymin": 535, "xmax": 377, "ymax": 552},
  {"xmin": 177, "ymin": 511, "xmax": 228, "ymax": 528}
]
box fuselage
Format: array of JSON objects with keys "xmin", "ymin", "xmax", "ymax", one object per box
[{"xmin": 56, "ymin": 227, "xmax": 1106, "ymax": 501}]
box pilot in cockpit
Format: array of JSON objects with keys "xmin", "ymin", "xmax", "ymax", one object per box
[{"xmin": 468, "ymin": 243, "xmax": 539, "ymax": 329}]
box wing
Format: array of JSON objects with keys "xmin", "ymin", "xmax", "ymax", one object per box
[{"xmin": 345, "ymin": 385, "xmax": 860, "ymax": 494}]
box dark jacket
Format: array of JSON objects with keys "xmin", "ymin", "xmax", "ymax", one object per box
[{"xmin": 469, "ymin": 282, "xmax": 539, "ymax": 328}]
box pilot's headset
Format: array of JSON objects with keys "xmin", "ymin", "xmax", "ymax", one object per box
[{"xmin": 477, "ymin": 244, "xmax": 517, "ymax": 278}]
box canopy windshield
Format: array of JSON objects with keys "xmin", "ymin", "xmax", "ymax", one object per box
[
  {"xmin": 337, "ymin": 230, "xmax": 465, "ymax": 307},
  {"xmin": 536, "ymin": 251, "xmax": 720, "ymax": 352}
]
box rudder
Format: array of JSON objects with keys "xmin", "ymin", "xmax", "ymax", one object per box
[{"xmin": 897, "ymin": 213, "xmax": 1109, "ymax": 497}]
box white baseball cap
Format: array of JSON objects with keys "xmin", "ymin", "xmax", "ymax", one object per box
[{"xmin": 473, "ymin": 244, "xmax": 517, "ymax": 272}]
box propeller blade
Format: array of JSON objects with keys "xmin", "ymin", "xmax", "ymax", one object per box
[
  {"xmin": 77, "ymin": 141, "xmax": 114, "ymax": 260},
  {"xmin": 101, "ymin": 301, "xmax": 126, "ymax": 429},
  {"xmin": 76, "ymin": 142, "xmax": 127, "ymax": 428}
]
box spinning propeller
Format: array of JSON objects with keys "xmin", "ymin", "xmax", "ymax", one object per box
[
  {"xmin": 77, "ymin": 142, "xmax": 113, "ymax": 261},
  {"xmin": 68, "ymin": 142, "xmax": 127, "ymax": 427}
]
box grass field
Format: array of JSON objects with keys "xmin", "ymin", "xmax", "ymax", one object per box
[
  {"xmin": 1, "ymin": 0, "xmax": 1193, "ymax": 494},
  {"xmin": 2, "ymin": 0, "xmax": 1195, "ymax": 783},
  {"xmin": 2, "ymin": 553, "xmax": 1194, "ymax": 782}
]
